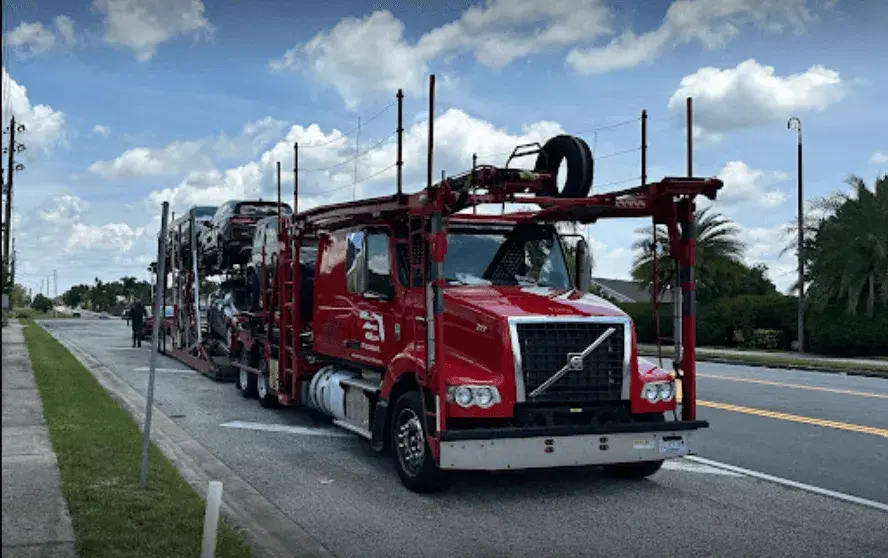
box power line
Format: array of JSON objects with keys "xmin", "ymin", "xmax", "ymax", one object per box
[
  {"xmin": 299, "ymin": 99, "xmax": 397, "ymax": 150},
  {"xmin": 298, "ymin": 130, "xmax": 398, "ymax": 173},
  {"xmin": 301, "ymin": 162, "xmax": 398, "ymax": 197}
]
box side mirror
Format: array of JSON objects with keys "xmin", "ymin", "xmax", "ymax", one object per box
[{"xmin": 575, "ymin": 238, "xmax": 592, "ymax": 293}]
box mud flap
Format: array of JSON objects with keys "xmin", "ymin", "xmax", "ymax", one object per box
[{"xmin": 369, "ymin": 399, "xmax": 388, "ymax": 452}]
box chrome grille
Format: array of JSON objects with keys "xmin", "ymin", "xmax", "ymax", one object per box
[{"xmin": 514, "ymin": 320, "xmax": 626, "ymax": 403}]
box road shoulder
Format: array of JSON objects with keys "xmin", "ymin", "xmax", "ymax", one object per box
[{"xmin": 38, "ymin": 321, "xmax": 334, "ymax": 558}]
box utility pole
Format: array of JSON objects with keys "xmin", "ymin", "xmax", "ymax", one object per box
[
  {"xmin": 788, "ymin": 117, "xmax": 804, "ymax": 353},
  {"xmin": 3, "ymin": 117, "xmax": 27, "ymax": 294}
]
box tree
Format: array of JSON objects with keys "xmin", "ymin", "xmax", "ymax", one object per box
[
  {"xmin": 31, "ymin": 294, "xmax": 53, "ymax": 313},
  {"xmin": 10, "ymin": 283, "xmax": 31, "ymax": 307},
  {"xmin": 630, "ymin": 206, "xmax": 748, "ymax": 303},
  {"xmin": 62, "ymin": 284, "xmax": 90, "ymax": 309},
  {"xmin": 796, "ymin": 174, "xmax": 888, "ymax": 317}
]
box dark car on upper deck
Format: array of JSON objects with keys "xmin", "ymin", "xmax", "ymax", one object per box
[{"xmin": 198, "ymin": 200, "xmax": 292, "ymax": 272}]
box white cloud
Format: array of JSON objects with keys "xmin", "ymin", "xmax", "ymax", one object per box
[
  {"xmin": 54, "ymin": 16, "xmax": 78, "ymax": 46},
  {"xmin": 870, "ymin": 151, "xmax": 888, "ymax": 165},
  {"xmin": 67, "ymin": 222, "xmax": 147, "ymax": 252},
  {"xmin": 668, "ymin": 59, "xmax": 845, "ymax": 140},
  {"xmin": 89, "ymin": 140, "xmax": 207, "ymax": 178},
  {"xmin": 1, "ymin": 67, "xmax": 67, "ymax": 152},
  {"xmin": 566, "ymin": 0, "xmax": 819, "ymax": 74},
  {"xmin": 271, "ymin": 1, "xmax": 829, "ymax": 108},
  {"xmin": 144, "ymin": 107, "xmax": 567, "ymax": 215},
  {"xmin": 89, "ymin": 117, "xmax": 286, "ymax": 179},
  {"xmin": 93, "ymin": 124, "xmax": 112, "ymax": 137},
  {"xmin": 3, "ymin": 16, "xmax": 78, "ymax": 58},
  {"xmin": 270, "ymin": 1, "xmax": 613, "ymax": 108},
  {"xmin": 712, "ymin": 161, "xmax": 789, "ymax": 209},
  {"xmin": 12, "ymin": 194, "xmax": 157, "ymax": 291},
  {"xmin": 92, "ymin": 0, "xmax": 212, "ymax": 62},
  {"xmin": 146, "ymin": 163, "xmax": 263, "ymax": 208}
]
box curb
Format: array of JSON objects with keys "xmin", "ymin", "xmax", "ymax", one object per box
[
  {"xmin": 37, "ymin": 322, "xmax": 336, "ymax": 558},
  {"xmin": 637, "ymin": 349, "xmax": 888, "ymax": 379}
]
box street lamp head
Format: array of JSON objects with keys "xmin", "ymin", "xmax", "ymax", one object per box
[{"xmin": 787, "ymin": 116, "xmax": 802, "ymax": 132}]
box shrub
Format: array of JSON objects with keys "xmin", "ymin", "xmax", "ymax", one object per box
[
  {"xmin": 805, "ymin": 306, "xmax": 888, "ymax": 357},
  {"xmin": 618, "ymin": 301, "xmax": 673, "ymax": 344},
  {"xmin": 746, "ymin": 329, "xmax": 784, "ymax": 350}
]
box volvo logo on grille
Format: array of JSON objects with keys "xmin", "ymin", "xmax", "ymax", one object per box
[{"xmin": 567, "ymin": 353, "xmax": 584, "ymax": 371}]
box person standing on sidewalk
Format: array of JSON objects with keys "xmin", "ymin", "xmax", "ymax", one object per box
[{"xmin": 129, "ymin": 300, "xmax": 147, "ymax": 348}]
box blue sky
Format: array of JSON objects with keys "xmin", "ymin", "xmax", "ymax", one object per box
[{"xmin": 3, "ymin": 0, "xmax": 886, "ymax": 295}]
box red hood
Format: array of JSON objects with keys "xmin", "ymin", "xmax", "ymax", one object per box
[{"xmin": 443, "ymin": 286, "xmax": 627, "ymax": 320}]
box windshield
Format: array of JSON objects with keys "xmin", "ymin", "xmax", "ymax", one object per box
[
  {"xmin": 238, "ymin": 203, "xmax": 292, "ymax": 217},
  {"xmin": 194, "ymin": 206, "xmax": 217, "ymax": 219},
  {"xmin": 443, "ymin": 225, "xmax": 572, "ymax": 289}
]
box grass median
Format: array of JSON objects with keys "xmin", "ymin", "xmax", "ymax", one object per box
[{"xmin": 21, "ymin": 319, "xmax": 253, "ymax": 558}]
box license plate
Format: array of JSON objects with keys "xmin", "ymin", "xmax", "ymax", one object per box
[{"xmin": 658, "ymin": 436, "xmax": 687, "ymax": 455}]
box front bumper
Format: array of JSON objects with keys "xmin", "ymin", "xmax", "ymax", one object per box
[{"xmin": 438, "ymin": 420, "xmax": 707, "ymax": 471}]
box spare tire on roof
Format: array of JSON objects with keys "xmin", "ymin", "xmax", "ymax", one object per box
[{"xmin": 533, "ymin": 135, "xmax": 594, "ymax": 198}]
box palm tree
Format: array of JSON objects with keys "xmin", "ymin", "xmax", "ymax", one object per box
[
  {"xmin": 796, "ymin": 174, "xmax": 888, "ymax": 317},
  {"xmin": 121, "ymin": 276, "xmax": 138, "ymax": 302},
  {"xmin": 630, "ymin": 206, "xmax": 746, "ymax": 302}
]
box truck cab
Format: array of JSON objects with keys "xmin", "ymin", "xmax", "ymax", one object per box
[{"xmin": 307, "ymin": 216, "xmax": 684, "ymax": 491}]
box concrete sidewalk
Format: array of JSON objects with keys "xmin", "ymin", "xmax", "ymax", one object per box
[{"xmin": 2, "ymin": 322, "xmax": 79, "ymax": 557}]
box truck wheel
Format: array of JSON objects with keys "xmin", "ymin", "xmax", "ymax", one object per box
[
  {"xmin": 390, "ymin": 391, "xmax": 449, "ymax": 493},
  {"xmin": 603, "ymin": 459, "xmax": 664, "ymax": 479},
  {"xmin": 237, "ymin": 353, "xmax": 257, "ymax": 398},
  {"xmin": 256, "ymin": 359, "xmax": 278, "ymax": 408}
]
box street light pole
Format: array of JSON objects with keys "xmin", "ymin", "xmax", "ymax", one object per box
[{"xmin": 787, "ymin": 117, "xmax": 804, "ymax": 353}]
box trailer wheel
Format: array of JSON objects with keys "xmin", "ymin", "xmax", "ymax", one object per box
[
  {"xmin": 237, "ymin": 352, "xmax": 257, "ymax": 398},
  {"xmin": 256, "ymin": 359, "xmax": 278, "ymax": 408},
  {"xmin": 390, "ymin": 391, "xmax": 449, "ymax": 493}
]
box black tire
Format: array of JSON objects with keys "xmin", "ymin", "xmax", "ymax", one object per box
[
  {"xmin": 237, "ymin": 352, "xmax": 257, "ymax": 398},
  {"xmin": 256, "ymin": 359, "xmax": 278, "ymax": 408},
  {"xmin": 533, "ymin": 134, "xmax": 594, "ymax": 198},
  {"xmin": 390, "ymin": 391, "xmax": 449, "ymax": 493}
]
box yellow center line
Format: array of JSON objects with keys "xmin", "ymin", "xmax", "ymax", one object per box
[
  {"xmin": 696, "ymin": 400, "xmax": 888, "ymax": 438},
  {"xmin": 696, "ymin": 373, "xmax": 888, "ymax": 400}
]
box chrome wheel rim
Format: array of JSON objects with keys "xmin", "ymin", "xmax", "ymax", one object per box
[
  {"xmin": 396, "ymin": 408, "xmax": 425, "ymax": 477},
  {"xmin": 257, "ymin": 374, "xmax": 267, "ymax": 399}
]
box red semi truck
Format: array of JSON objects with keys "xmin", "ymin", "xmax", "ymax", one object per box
[{"xmin": 163, "ymin": 80, "xmax": 721, "ymax": 493}]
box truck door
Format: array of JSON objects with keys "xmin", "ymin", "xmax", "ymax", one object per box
[{"xmin": 345, "ymin": 228, "xmax": 398, "ymax": 369}]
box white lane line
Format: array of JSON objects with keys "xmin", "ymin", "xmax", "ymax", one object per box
[
  {"xmin": 686, "ymin": 456, "xmax": 888, "ymax": 512},
  {"xmin": 662, "ymin": 459, "xmax": 743, "ymax": 476},
  {"xmin": 220, "ymin": 420, "xmax": 353, "ymax": 438}
]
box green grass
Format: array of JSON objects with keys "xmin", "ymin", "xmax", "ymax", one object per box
[
  {"xmin": 637, "ymin": 345, "xmax": 888, "ymax": 376},
  {"xmin": 21, "ymin": 319, "xmax": 254, "ymax": 558}
]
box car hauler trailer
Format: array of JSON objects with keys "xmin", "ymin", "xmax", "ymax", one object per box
[{"xmin": 161, "ymin": 76, "xmax": 721, "ymax": 493}]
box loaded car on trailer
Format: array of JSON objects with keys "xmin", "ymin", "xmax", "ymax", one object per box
[
  {"xmin": 199, "ymin": 200, "xmax": 293, "ymax": 272},
  {"xmin": 226, "ymin": 129, "xmax": 719, "ymax": 493}
]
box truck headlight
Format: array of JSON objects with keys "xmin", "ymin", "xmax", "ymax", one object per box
[
  {"xmin": 658, "ymin": 381, "xmax": 675, "ymax": 402},
  {"xmin": 447, "ymin": 385, "xmax": 501, "ymax": 408},
  {"xmin": 454, "ymin": 386, "xmax": 474, "ymax": 407},
  {"xmin": 642, "ymin": 383, "xmax": 660, "ymax": 403},
  {"xmin": 641, "ymin": 380, "xmax": 675, "ymax": 403}
]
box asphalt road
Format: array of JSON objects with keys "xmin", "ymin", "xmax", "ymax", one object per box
[{"xmin": 40, "ymin": 320, "xmax": 888, "ymax": 558}]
